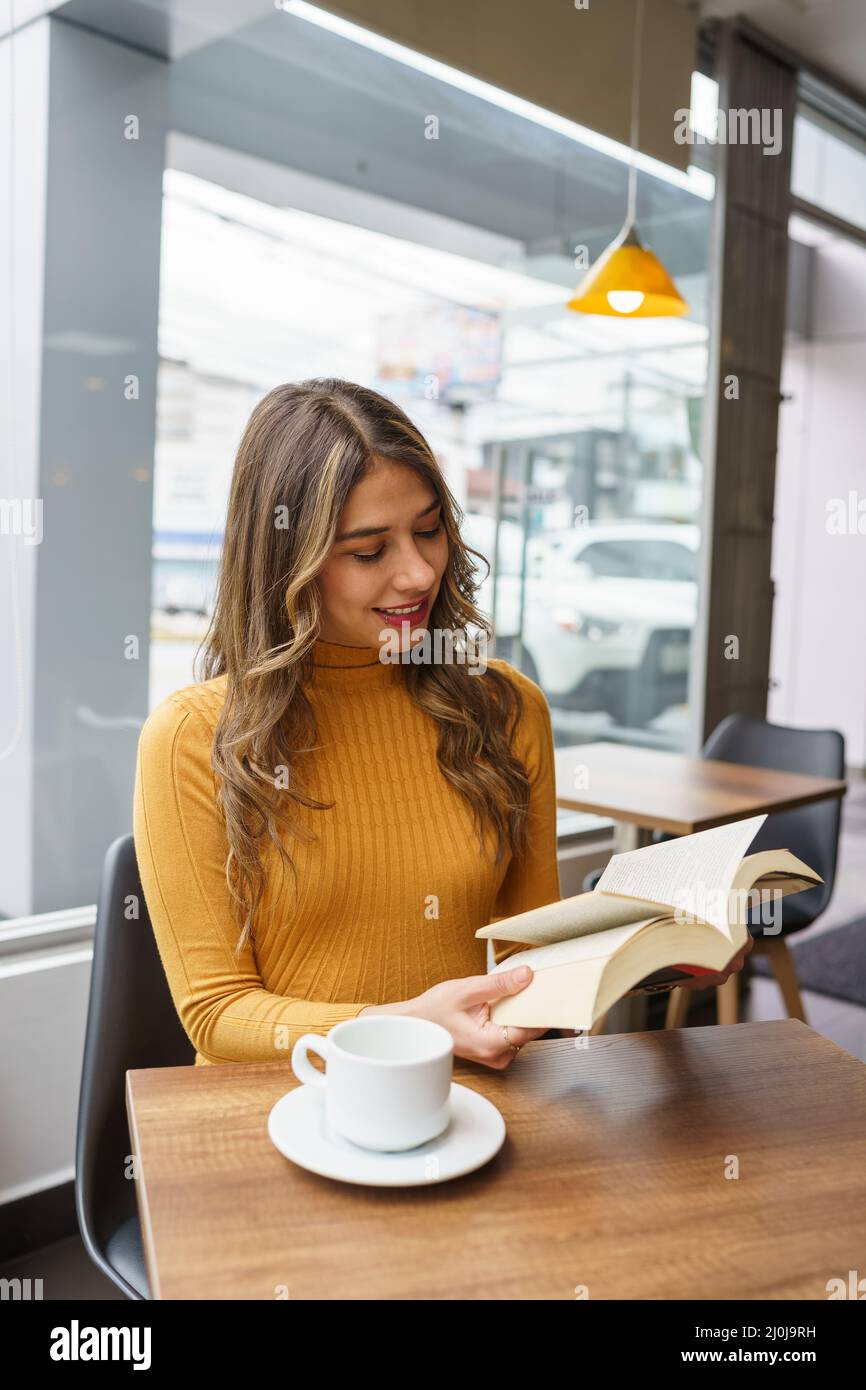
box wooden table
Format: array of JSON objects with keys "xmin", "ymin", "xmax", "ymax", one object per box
[
  {"xmin": 126, "ymin": 1019, "xmax": 866, "ymax": 1300},
  {"xmin": 555, "ymin": 740, "xmax": 847, "ymax": 848}
]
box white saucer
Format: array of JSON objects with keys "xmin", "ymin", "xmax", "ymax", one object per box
[{"xmin": 267, "ymin": 1082, "xmax": 505, "ymax": 1187}]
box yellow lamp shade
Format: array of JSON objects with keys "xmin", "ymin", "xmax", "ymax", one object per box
[{"xmin": 567, "ymin": 222, "xmax": 689, "ymax": 318}]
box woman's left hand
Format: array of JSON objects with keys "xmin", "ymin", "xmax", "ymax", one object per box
[{"xmin": 672, "ymin": 933, "xmax": 754, "ymax": 991}]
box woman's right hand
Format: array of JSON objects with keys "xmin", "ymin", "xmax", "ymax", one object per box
[{"xmin": 359, "ymin": 964, "xmax": 548, "ymax": 1069}]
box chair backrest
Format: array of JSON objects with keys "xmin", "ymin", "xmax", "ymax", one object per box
[
  {"xmin": 702, "ymin": 714, "xmax": 846, "ymax": 922},
  {"xmin": 75, "ymin": 834, "xmax": 194, "ymax": 1298}
]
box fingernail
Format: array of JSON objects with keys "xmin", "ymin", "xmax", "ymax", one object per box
[{"xmin": 513, "ymin": 966, "xmax": 530, "ymax": 981}]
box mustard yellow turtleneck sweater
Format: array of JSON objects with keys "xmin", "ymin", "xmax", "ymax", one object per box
[{"xmin": 132, "ymin": 638, "xmax": 561, "ymax": 1066}]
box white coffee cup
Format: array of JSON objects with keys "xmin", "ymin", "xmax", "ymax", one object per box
[{"xmin": 291, "ymin": 1015, "xmax": 454, "ymax": 1152}]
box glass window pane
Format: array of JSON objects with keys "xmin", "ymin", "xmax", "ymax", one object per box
[
  {"xmin": 792, "ymin": 105, "xmax": 866, "ymax": 233},
  {"xmin": 151, "ymin": 17, "xmax": 713, "ymax": 775}
]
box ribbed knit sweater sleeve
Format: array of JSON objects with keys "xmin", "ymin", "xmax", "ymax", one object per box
[{"xmin": 133, "ymin": 696, "xmax": 374, "ymax": 1065}]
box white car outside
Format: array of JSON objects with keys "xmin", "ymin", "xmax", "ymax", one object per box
[{"xmin": 461, "ymin": 515, "xmax": 699, "ymax": 727}]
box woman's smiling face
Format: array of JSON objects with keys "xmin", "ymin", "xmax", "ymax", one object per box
[{"xmin": 316, "ymin": 456, "xmax": 449, "ymax": 650}]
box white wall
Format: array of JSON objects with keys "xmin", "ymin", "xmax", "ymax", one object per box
[
  {"xmin": 0, "ymin": 950, "xmax": 91, "ymax": 1202},
  {"xmin": 769, "ymin": 236, "xmax": 866, "ymax": 769}
]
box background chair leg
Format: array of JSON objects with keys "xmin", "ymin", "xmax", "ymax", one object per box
[
  {"xmin": 665, "ymin": 986, "xmax": 691, "ymax": 1029},
  {"xmin": 716, "ymin": 973, "xmax": 739, "ymax": 1025},
  {"xmin": 754, "ymin": 937, "xmax": 808, "ymax": 1023}
]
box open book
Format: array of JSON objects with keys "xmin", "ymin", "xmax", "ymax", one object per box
[{"xmin": 476, "ymin": 814, "xmax": 821, "ymax": 1031}]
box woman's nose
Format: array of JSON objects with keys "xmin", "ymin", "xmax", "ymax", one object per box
[{"xmin": 391, "ymin": 548, "xmax": 437, "ymax": 591}]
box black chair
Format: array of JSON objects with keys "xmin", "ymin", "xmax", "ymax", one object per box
[
  {"xmin": 583, "ymin": 715, "xmax": 845, "ymax": 1026},
  {"xmin": 75, "ymin": 834, "xmax": 194, "ymax": 1299}
]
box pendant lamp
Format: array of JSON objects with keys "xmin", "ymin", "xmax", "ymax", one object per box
[{"xmin": 566, "ymin": 0, "xmax": 689, "ymax": 318}]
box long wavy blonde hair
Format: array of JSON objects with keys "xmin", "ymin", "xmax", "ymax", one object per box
[{"xmin": 197, "ymin": 378, "xmax": 531, "ymax": 956}]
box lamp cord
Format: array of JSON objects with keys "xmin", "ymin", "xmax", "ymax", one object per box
[{"xmin": 627, "ymin": 0, "xmax": 644, "ymax": 227}]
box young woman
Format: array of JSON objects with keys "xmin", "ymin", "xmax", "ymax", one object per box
[{"xmin": 133, "ymin": 378, "xmax": 750, "ymax": 1070}]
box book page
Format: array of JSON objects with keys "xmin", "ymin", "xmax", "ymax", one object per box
[
  {"xmin": 476, "ymin": 891, "xmax": 669, "ymax": 946},
  {"xmin": 729, "ymin": 851, "xmax": 822, "ymax": 932},
  {"xmin": 488, "ymin": 918, "xmax": 657, "ymax": 974},
  {"xmin": 736, "ymin": 850, "xmax": 822, "ymax": 895},
  {"xmin": 595, "ymin": 814, "xmax": 768, "ymax": 939}
]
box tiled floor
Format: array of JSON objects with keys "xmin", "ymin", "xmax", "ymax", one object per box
[{"xmin": 4, "ymin": 777, "xmax": 864, "ymax": 1300}]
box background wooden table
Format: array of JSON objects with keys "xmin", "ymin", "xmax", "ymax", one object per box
[
  {"xmin": 127, "ymin": 1019, "xmax": 866, "ymax": 1300},
  {"xmin": 555, "ymin": 740, "xmax": 847, "ymax": 845}
]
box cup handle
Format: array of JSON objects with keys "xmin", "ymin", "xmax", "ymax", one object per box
[{"xmin": 291, "ymin": 1033, "xmax": 329, "ymax": 1089}]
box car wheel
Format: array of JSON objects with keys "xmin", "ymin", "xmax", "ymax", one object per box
[{"xmin": 606, "ymin": 686, "xmax": 653, "ymax": 729}]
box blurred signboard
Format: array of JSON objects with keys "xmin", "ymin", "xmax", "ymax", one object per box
[{"xmin": 375, "ymin": 303, "xmax": 502, "ymax": 404}]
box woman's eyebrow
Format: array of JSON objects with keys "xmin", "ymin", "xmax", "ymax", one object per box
[{"xmin": 335, "ymin": 497, "xmax": 441, "ymax": 543}]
